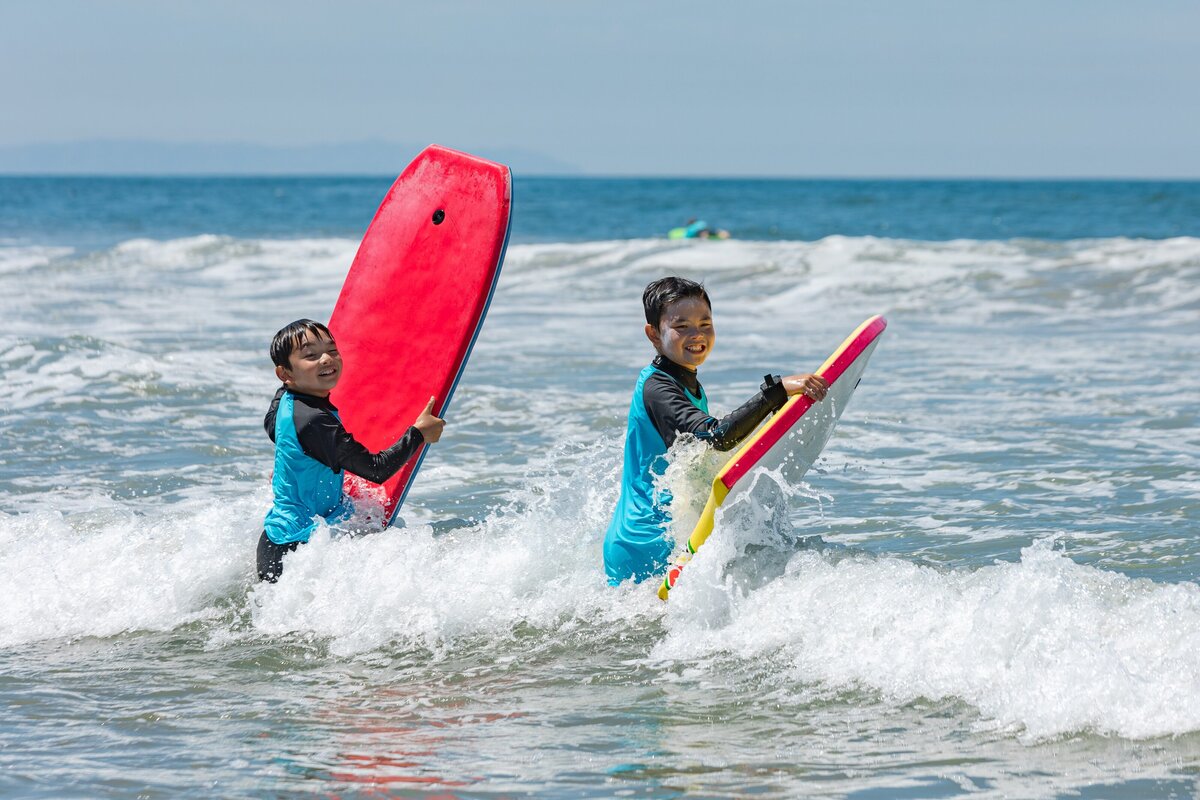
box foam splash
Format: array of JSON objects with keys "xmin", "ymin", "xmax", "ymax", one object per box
[
  {"xmin": 249, "ymin": 436, "xmax": 656, "ymax": 658},
  {"xmin": 0, "ymin": 491, "xmax": 257, "ymax": 647},
  {"xmin": 657, "ymin": 537, "xmax": 1200, "ymax": 741},
  {"xmin": 655, "ymin": 435, "xmax": 726, "ymax": 547}
]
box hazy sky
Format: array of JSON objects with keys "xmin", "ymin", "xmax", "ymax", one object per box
[{"xmin": 2, "ymin": 0, "xmax": 1197, "ymax": 177}]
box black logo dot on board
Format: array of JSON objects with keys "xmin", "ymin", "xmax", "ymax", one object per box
[{"xmin": 432, "ymin": 209, "xmax": 445, "ymax": 225}]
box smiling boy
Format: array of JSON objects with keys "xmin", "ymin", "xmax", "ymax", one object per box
[
  {"xmin": 258, "ymin": 319, "xmax": 445, "ymax": 582},
  {"xmin": 603, "ymin": 277, "xmax": 828, "ymax": 585}
]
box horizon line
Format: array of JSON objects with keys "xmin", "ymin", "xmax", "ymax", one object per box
[{"xmin": 1, "ymin": 172, "xmax": 1198, "ymax": 182}]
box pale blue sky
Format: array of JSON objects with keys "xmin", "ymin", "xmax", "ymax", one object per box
[{"xmin": 2, "ymin": 0, "xmax": 1197, "ymax": 176}]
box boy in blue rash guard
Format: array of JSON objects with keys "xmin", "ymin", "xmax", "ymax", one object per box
[
  {"xmin": 603, "ymin": 277, "xmax": 829, "ymax": 585},
  {"xmin": 258, "ymin": 319, "xmax": 445, "ymax": 582}
]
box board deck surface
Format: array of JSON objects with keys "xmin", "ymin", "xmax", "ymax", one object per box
[{"xmin": 329, "ymin": 145, "xmax": 511, "ymax": 525}]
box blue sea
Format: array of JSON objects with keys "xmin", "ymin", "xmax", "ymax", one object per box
[{"xmin": 1, "ymin": 175, "xmax": 1199, "ymax": 799}]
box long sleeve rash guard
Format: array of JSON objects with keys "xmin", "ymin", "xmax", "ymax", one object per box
[
  {"xmin": 643, "ymin": 355, "xmax": 788, "ymax": 451},
  {"xmin": 602, "ymin": 356, "xmax": 789, "ymax": 584},
  {"xmin": 264, "ymin": 386, "xmax": 424, "ymax": 483}
]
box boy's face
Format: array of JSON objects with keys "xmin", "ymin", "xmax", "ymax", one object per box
[
  {"xmin": 645, "ymin": 296, "xmax": 714, "ymax": 371},
  {"xmin": 276, "ymin": 331, "xmax": 342, "ymax": 397}
]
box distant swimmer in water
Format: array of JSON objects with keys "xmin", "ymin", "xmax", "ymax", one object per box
[{"xmin": 667, "ymin": 218, "xmax": 731, "ymax": 240}]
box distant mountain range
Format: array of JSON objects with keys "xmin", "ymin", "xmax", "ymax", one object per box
[{"xmin": 0, "ymin": 139, "xmax": 581, "ymax": 176}]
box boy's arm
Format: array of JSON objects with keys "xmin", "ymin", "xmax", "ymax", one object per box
[
  {"xmin": 333, "ymin": 427, "xmax": 425, "ymax": 483},
  {"xmin": 292, "ymin": 401, "xmax": 425, "ymax": 482},
  {"xmin": 644, "ymin": 373, "xmax": 788, "ymax": 452},
  {"xmin": 264, "ymin": 386, "xmax": 285, "ymax": 442},
  {"xmin": 701, "ymin": 376, "xmax": 788, "ymax": 450}
]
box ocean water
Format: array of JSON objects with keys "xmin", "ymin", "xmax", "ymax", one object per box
[{"xmin": 1, "ymin": 176, "xmax": 1199, "ymax": 799}]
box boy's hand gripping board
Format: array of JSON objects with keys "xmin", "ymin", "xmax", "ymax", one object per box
[
  {"xmin": 659, "ymin": 315, "xmax": 887, "ymax": 600},
  {"xmin": 330, "ymin": 145, "xmax": 511, "ymax": 526}
]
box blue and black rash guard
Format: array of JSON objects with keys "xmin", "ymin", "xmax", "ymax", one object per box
[
  {"xmin": 262, "ymin": 386, "xmax": 424, "ymax": 545},
  {"xmin": 603, "ymin": 355, "xmax": 788, "ymax": 585}
]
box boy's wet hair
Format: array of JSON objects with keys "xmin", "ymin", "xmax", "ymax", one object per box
[
  {"xmin": 270, "ymin": 319, "xmax": 335, "ymax": 368},
  {"xmin": 642, "ymin": 276, "xmax": 711, "ymax": 327}
]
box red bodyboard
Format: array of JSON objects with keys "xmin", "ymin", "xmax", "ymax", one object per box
[{"xmin": 329, "ymin": 145, "xmax": 511, "ymax": 525}]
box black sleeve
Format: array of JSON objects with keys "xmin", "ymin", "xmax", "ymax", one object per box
[
  {"xmin": 264, "ymin": 386, "xmax": 284, "ymax": 442},
  {"xmin": 644, "ymin": 373, "xmax": 788, "ymax": 452},
  {"xmin": 334, "ymin": 427, "xmax": 425, "ymax": 483},
  {"xmin": 291, "ymin": 402, "xmax": 426, "ymax": 482},
  {"xmin": 290, "ymin": 401, "xmax": 342, "ymax": 470}
]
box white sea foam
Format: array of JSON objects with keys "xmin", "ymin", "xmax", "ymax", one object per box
[
  {"xmin": 0, "ymin": 243, "xmax": 74, "ymax": 273},
  {"xmin": 658, "ymin": 537, "xmax": 1200, "ymax": 741},
  {"xmin": 249, "ymin": 435, "xmax": 650, "ymax": 658},
  {"xmin": 5, "ymin": 234, "xmax": 1200, "ymax": 413},
  {"xmin": 0, "ymin": 490, "xmax": 258, "ymax": 647}
]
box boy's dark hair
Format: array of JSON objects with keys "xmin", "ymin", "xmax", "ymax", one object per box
[
  {"xmin": 642, "ymin": 276, "xmax": 711, "ymax": 327},
  {"xmin": 270, "ymin": 319, "xmax": 334, "ymax": 368}
]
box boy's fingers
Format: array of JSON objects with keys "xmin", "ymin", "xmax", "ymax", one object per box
[{"xmin": 423, "ymin": 396, "xmax": 437, "ymax": 414}]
